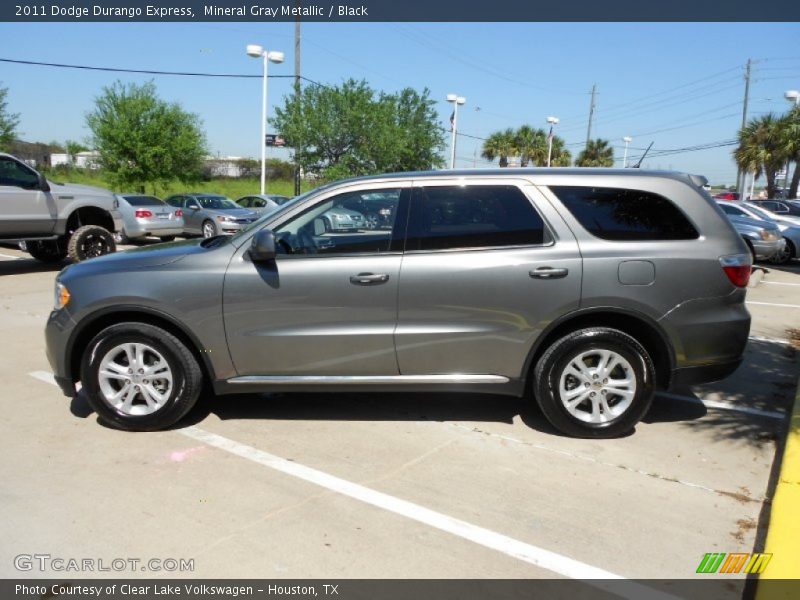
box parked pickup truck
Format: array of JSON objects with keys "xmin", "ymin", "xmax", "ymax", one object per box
[{"xmin": 0, "ymin": 153, "xmax": 123, "ymax": 263}]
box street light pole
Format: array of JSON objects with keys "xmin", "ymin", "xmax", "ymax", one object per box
[
  {"xmin": 622, "ymin": 136, "xmax": 632, "ymax": 168},
  {"xmin": 447, "ymin": 94, "xmax": 465, "ymax": 169},
  {"xmin": 247, "ymin": 44, "xmax": 284, "ymax": 195},
  {"xmin": 784, "ymin": 90, "xmax": 799, "ymax": 195},
  {"xmin": 546, "ymin": 116, "xmax": 559, "ymax": 168}
]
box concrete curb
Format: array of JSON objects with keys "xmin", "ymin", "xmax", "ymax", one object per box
[{"xmin": 756, "ymin": 371, "xmax": 800, "ymax": 587}]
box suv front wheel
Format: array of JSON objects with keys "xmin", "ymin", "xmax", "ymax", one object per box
[
  {"xmin": 80, "ymin": 323, "xmax": 203, "ymax": 431},
  {"xmin": 534, "ymin": 327, "xmax": 655, "ymax": 438},
  {"xmin": 67, "ymin": 225, "xmax": 116, "ymax": 262}
]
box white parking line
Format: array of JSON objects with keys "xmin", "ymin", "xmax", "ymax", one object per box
[
  {"xmin": 748, "ymin": 335, "xmax": 794, "ymax": 346},
  {"xmin": 657, "ymin": 392, "xmax": 785, "ymax": 420},
  {"xmin": 761, "ymin": 281, "xmax": 800, "ymax": 286},
  {"xmin": 747, "ymin": 301, "xmax": 800, "ymax": 309},
  {"xmin": 180, "ymin": 426, "xmax": 678, "ymax": 599},
  {"xmin": 29, "ymin": 370, "xmax": 57, "ymax": 385},
  {"xmin": 0, "ymin": 252, "xmax": 21, "ymax": 260},
  {"xmin": 27, "ymin": 370, "xmax": 675, "ymax": 596}
]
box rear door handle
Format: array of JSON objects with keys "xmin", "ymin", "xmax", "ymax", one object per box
[
  {"xmin": 529, "ymin": 267, "xmax": 569, "ymax": 280},
  {"xmin": 349, "ymin": 273, "xmax": 390, "ymax": 285}
]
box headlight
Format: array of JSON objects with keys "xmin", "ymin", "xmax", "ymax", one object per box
[
  {"xmin": 54, "ymin": 282, "xmax": 70, "ymax": 310},
  {"xmin": 216, "ymin": 215, "xmax": 236, "ymax": 223},
  {"xmin": 760, "ymin": 229, "xmax": 779, "ymax": 241}
]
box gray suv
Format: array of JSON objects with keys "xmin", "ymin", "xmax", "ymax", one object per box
[{"xmin": 45, "ymin": 169, "xmax": 752, "ymax": 438}]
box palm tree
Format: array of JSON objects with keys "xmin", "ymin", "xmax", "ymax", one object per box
[
  {"xmin": 734, "ymin": 113, "xmax": 788, "ymax": 198},
  {"xmin": 576, "ymin": 138, "xmax": 614, "ymax": 167},
  {"xmin": 780, "ymin": 107, "xmax": 800, "ymax": 199},
  {"xmin": 481, "ymin": 128, "xmax": 518, "ymax": 167},
  {"xmin": 514, "ymin": 125, "xmax": 547, "ymax": 167}
]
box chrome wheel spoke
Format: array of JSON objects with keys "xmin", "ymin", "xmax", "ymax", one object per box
[
  {"xmin": 97, "ymin": 342, "xmax": 173, "ymax": 416},
  {"xmin": 558, "ymin": 348, "xmax": 637, "ymax": 424}
]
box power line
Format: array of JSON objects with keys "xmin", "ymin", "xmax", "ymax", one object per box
[{"xmin": 0, "ymin": 57, "xmax": 306, "ymax": 81}]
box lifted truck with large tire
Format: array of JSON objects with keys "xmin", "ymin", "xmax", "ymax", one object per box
[{"xmin": 0, "ymin": 153, "xmax": 123, "ymax": 263}]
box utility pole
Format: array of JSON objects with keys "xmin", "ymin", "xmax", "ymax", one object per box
[
  {"xmin": 293, "ymin": 2, "xmax": 302, "ymax": 196},
  {"xmin": 585, "ymin": 84, "xmax": 596, "ymax": 149},
  {"xmin": 736, "ymin": 59, "xmax": 752, "ymax": 196}
]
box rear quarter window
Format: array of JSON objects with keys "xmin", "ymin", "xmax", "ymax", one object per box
[{"xmin": 549, "ymin": 185, "xmax": 699, "ymax": 241}]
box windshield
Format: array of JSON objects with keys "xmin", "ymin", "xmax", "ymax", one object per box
[
  {"xmin": 743, "ymin": 202, "xmax": 778, "ymax": 221},
  {"xmin": 196, "ymin": 195, "xmax": 239, "ymax": 210},
  {"xmin": 229, "ymin": 184, "xmax": 337, "ymax": 244},
  {"xmin": 122, "ymin": 195, "xmax": 166, "ymax": 207}
]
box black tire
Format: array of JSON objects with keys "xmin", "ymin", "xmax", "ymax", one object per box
[
  {"xmin": 80, "ymin": 322, "xmax": 203, "ymax": 431},
  {"xmin": 770, "ymin": 238, "xmax": 795, "ymax": 265},
  {"xmin": 201, "ymin": 220, "xmax": 217, "ymax": 239},
  {"xmin": 159, "ymin": 236, "xmax": 176, "ymax": 242},
  {"xmin": 26, "ymin": 238, "xmax": 68, "ymax": 263},
  {"xmin": 67, "ymin": 225, "xmax": 116, "ymax": 262},
  {"xmin": 533, "ymin": 327, "xmax": 655, "ymax": 438}
]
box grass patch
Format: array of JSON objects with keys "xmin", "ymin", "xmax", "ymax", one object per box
[{"xmin": 44, "ymin": 169, "xmax": 318, "ymax": 199}]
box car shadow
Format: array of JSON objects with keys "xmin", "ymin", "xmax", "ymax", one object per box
[{"xmin": 0, "ymin": 256, "xmax": 65, "ymax": 276}]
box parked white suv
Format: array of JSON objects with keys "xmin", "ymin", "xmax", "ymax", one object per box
[{"xmin": 0, "ymin": 153, "xmax": 123, "ymax": 262}]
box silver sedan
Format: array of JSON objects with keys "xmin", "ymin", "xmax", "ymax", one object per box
[{"xmin": 115, "ymin": 194, "xmax": 184, "ymax": 244}]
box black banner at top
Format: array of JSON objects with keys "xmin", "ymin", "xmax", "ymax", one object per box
[{"xmin": 2, "ymin": 0, "xmax": 800, "ymax": 22}]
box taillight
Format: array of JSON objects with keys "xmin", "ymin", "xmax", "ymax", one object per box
[
  {"xmin": 719, "ymin": 253, "xmax": 751, "ymax": 288},
  {"xmin": 135, "ymin": 209, "xmax": 153, "ymax": 218},
  {"xmin": 175, "ymin": 209, "xmax": 183, "ymax": 217}
]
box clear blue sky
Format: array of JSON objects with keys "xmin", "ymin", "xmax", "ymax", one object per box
[{"xmin": 1, "ymin": 21, "xmax": 799, "ymax": 185}]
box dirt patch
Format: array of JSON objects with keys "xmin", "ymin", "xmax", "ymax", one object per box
[{"xmin": 730, "ymin": 517, "xmax": 757, "ymax": 544}]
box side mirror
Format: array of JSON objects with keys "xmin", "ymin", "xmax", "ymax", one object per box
[
  {"xmin": 249, "ymin": 229, "xmax": 276, "ymax": 262},
  {"xmin": 38, "ymin": 173, "xmax": 50, "ymax": 192}
]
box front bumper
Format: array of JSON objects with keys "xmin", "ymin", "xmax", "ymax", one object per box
[
  {"xmin": 45, "ymin": 308, "xmax": 77, "ymax": 397},
  {"xmin": 751, "ymin": 237, "xmax": 785, "ymax": 260}
]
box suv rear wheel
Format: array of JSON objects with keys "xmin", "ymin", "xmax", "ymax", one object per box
[
  {"xmin": 534, "ymin": 327, "xmax": 655, "ymax": 438},
  {"xmin": 80, "ymin": 322, "xmax": 203, "ymax": 431},
  {"xmin": 26, "ymin": 239, "xmax": 68, "ymax": 263}
]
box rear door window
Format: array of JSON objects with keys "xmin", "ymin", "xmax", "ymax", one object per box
[
  {"xmin": 549, "ymin": 186, "xmax": 698, "ymax": 241},
  {"xmin": 406, "ymin": 185, "xmax": 548, "ymax": 251}
]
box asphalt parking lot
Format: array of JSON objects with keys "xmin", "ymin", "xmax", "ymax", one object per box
[{"xmin": 0, "ymin": 241, "xmax": 798, "ymax": 591}]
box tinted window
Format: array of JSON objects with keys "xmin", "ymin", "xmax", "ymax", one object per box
[
  {"xmin": 719, "ymin": 203, "xmax": 746, "ymax": 217},
  {"xmin": 0, "ymin": 157, "xmax": 40, "ymax": 189},
  {"xmin": 165, "ymin": 196, "xmax": 183, "ymax": 208},
  {"xmin": 407, "ymin": 185, "xmax": 546, "ymax": 251},
  {"xmin": 273, "ymin": 188, "xmax": 407, "ymax": 256},
  {"xmin": 196, "ymin": 195, "xmax": 238, "ymax": 210},
  {"xmin": 271, "ymin": 195, "xmax": 291, "ymax": 205},
  {"xmin": 122, "ymin": 195, "xmax": 166, "ymax": 207},
  {"xmin": 550, "ymin": 186, "xmax": 698, "ymax": 241}
]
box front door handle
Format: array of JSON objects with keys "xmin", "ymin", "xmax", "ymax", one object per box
[
  {"xmin": 349, "ymin": 273, "xmax": 390, "ymax": 285},
  {"xmin": 529, "ymin": 267, "xmax": 569, "ymax": 280}
]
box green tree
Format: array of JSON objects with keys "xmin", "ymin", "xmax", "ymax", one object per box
[
  {"xmin": 0, "ymin": 83, "xmax": 20, "ymax": 152},
  {"xmin": 272, "ymin": 79, "xmax": 444, "ymax": 180},
  {"xmin": 515, "ymin": 125, "xmax": 547, "ymax": 167},
  {"xmin": 86, "ymin": 81, "xmax": 207, "ymax": 193},
  {"xmin": 481, "ymin": 128, "xmax": 518, "ymax": 167},
  {"xmin": 576, "ymin": 138, "xmax": 614, "ymax": 167},
  {"xmin": 734, "ymin": 113, "xmax": 786, "ymax": 198}
]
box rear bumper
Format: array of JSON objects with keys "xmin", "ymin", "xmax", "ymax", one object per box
[{"xmin": 670, "ymin": 358, "xmax": 743, "ymax": 387}]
